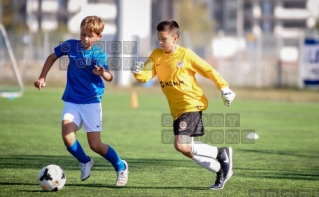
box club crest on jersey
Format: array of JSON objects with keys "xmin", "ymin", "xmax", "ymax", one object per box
[
  {"xmin": 177, "ymin": 61, "xmax": 184, "ymax": 68},
  {"xmin": 179, "ymin": 121, "xmax": 187, "ymax": 131}
]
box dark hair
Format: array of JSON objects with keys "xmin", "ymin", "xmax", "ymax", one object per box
[{"xmin": 156, "ymin": 20, "xmax": 180, "ymax": 37}]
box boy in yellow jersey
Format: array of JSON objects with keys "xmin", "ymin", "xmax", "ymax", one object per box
[{"xmin": 131, "ymin": 20, "xmax": 236, "ymax": 190}]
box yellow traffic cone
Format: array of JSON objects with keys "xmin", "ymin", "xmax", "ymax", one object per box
[{"xmin": 130, "ymin": 91, "xmax": 139, "ymax": 109}]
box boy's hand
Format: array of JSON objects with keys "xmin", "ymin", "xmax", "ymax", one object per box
[
  {"xmin": 34, "ymin": 78, "xmax": 46, "ymax": 90},
  {"xmin": 221, "ymin": 87, "xmax": 236, "ymax": 106},
  {"xmin": 131, "ymin": 61, "xmax": 143, "ymax": 74},
  {"xmin": 93, "ymin": 65, "xmax": 105, "ymax": 76}
]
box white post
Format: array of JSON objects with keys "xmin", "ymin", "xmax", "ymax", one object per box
[
  {"xmin": 298, "ymin": 31, "xmax": 305, "ymax": 89},
  {"xmin": 0, "ymin": 24, "xmax": 24, "ymax": 98},
  {"xmin": 44, "ymin": 31, "xmax": 49, "ymax": 60},
  {"xmin": 236, "ymin": 0, "xmax": 243, "ymax": 86},
  {"xmin": 116, "ymin": 0, "xmax": 151, "ymax": 87},
  {"xmin": 0, "ymin": 0, "xmax": 2, "ymax": 24},
  {"xmin": 256, "ymin": 33, "xmax": 262, "ymax": 88},
  {"xmin": 218, "ymin": 30, "xmax": 225, "ymax": 77},
  {"xmin": 252, "ymin": 0, "xmax": 262, "ymax": 88}
]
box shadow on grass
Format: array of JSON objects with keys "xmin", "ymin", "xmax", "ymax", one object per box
[
  {"xmin": 0, "ymin": 155, "xmax": 210, "ymax": 193},
  {"xmin": 68, "ymin": 184, "xmax": 208, "ymax": 190},
  {"xmin": 0, "ymin": 155, "xmax": 194, "ymax": 171},
  {"xmin": 237, "ymin": 148, "xmax": 319, "ymax": 159},
  {"xmin": 235, "ymin": 149, "xmax": 319, "ymax": 180},
  {"xmin": 234, "ymin": 169, "xmax": 319, "ymax": 180},
  {"xmin": 1, "ymin": 154, "xmax": 318, "ymax": 182},
  {"xmin": 0, "ymin": 182, "xmax": 208, "ymax": 191}
]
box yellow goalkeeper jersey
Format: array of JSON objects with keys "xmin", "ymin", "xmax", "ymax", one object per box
[{"xmin": 134, "ymin": 46, "xmax": 229, "ymax": 120}]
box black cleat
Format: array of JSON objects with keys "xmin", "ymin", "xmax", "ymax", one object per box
[
  {"xmin": 217, "ymin": 147, "xmax": 233, "ymax": 180},
  {"xmin": 210, "ymin": 169, "xmax": 225, "ymax": 190},
  {"xmin": 211, "ymin": 147, "xmax": 233, "ymax": 190}
]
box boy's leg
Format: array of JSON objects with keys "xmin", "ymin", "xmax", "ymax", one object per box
[
  {"xmin": 86, "ymin": 132, "xmax": 128, "ymax": 186},
  {"xmin": 86, "ymin": 132, "xmax": 125, "ymax": 171},
  {"xmin": 174, "ymin": 136, "xmax": 233, "ymax": 190},
  {"xmin": 173, "ymin": 112, "xmax": 221, "ymax": 171},
  {"xmin": 62, "ymin": 102, "xmax": 92, "ymax": 181},
  {"xmin": 174, "ymin": 135, "xmax": 221, "ymax": 173},
  {"xmin": 191, "ymin": 141, "xmax": 233, "ymax": 188},
  {"xmin": 191, "ymin": 140, "xmax": 218, "ymax": 158},
  {"xmin": 173, "ymin": 111, "xmax": 233, "ymax": 190},
  {"xmin": 81, "ymin": 103, "xmax": 128, "ymax": 186}
]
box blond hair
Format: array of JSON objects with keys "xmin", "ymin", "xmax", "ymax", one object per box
[{"xmin": 80, "ymin": 16, "xmax": 104, "ymax": 35}]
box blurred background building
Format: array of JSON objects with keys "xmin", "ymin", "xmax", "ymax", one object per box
[{"xmin": 0, "ymin": 0, "xmax": 319, "ymax": 88}]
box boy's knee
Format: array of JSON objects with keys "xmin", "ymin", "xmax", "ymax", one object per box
[
  {"xmin": 62, "ymin": 135, "xmax": 75, "ymax": 147},
  {"xmin": 88, "ymin": 142, "xmax": 104, "ymax": 153},
  {"xmin": 61, "ymin": 121, "xmax": 77, "ymax": 146},
  {"xmin": 174, "ymin": 143, "xmax": 191, "ymax": 154},
  {"xmin": 89, "ymin": 143, "xmax": 99, "ymax": 152}
]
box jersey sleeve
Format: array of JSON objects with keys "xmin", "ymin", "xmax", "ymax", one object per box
[
  {"xmin": 96, "ymin": 53, "xmax": 108, "ymax": 70},
  {"xmin": 133, "ymin": 51, "xmax": 157, "ymax": 83},
  {"xmin": 187, "ymin": 49, "xmax": 229, "ymax": 90},
  {"xmin": 54, "ymin": 40, "xmax": 70, "ymax": 58}
]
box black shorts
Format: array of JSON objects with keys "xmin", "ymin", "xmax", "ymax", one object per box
[{"xmin": 173, "ymin": 111, "xmax": 204, "ymax": 137}]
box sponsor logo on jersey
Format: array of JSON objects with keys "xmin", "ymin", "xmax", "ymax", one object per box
[
  {"xmin": 159, "ymin": 80, "xmax": 184, "ymax": 88},
  {"xmin": 177, "ymin": 61, "xmax": 184, "ymax": 68}
]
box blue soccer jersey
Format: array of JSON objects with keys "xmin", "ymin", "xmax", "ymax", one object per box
[{"xmin": 54, "ymin": 39, "xmax": 108, "ymax": 104}]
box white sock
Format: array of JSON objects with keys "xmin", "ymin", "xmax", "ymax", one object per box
[
  {"xmin": 191, "ymin": 141, "xmax": 218, "ymax": 159},
  {"xmin": 192, "ymin": 155, "xmax": 221, "ymax": 173}
]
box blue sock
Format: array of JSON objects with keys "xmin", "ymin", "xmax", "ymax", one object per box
[
  {"xmin": 66, "ymin": 139, "xmax": 90, "ymax": 164},
  {"xmin": 103, "ymin": 145, "xmax": 125, "ymax": 171}
]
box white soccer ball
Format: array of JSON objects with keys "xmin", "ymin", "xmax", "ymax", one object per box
[
  {"xmin": 246, "ymin": 132, "xmax": 259, "ymax": 139},
  {"xmin": 38, "ymin": 164, "xmax": 66, "ymax": 191}
]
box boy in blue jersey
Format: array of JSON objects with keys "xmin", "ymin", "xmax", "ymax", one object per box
[{"xmin": 34, "ymin": 16, "xmax": 128, "ymax": 186}]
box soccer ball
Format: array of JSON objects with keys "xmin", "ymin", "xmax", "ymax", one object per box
[{"xmin": 38, "ymin": 164, "xmax": 66, "ymax": 191}]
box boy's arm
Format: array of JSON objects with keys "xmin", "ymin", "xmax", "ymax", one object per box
[
  {"xmin": 92, "ymin": 65, "xmax": 113, "ymax": 82},
  {"xmin": 188, "ymin": 49, "xmax": 228, "ymax": 90},
  {"xmin": 132, "ymin": 61, "xmax": 156, "ymax": 83},
  {"xmin": 131, "ymin": 54, "xmax": 156, "ymax": 83},
  {"xmin": 101, "ymin": 70, "xmax": 113, "ymax": 82},
  {"xmin": 188, "ymin": 49, "xmax": 235, "ymax": 106},
  {"xmin": 34, "ymin": 53, "xmax": 58, "ymax": 90}
]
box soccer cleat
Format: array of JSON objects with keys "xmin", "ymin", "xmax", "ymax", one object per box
[
  {"xmin": 211, "ymin": 147, "xmax": 233, "ymax": 190},
  {"xmin": 210, "ymin": 170, "xmax": 225, "ymax": 190},
  {"xmin": 217, "ymin": 147, "xmax": 233, "ymax": 180},
  {"xmin": 80, "ymin": 158, "xmax": 94, "ymax": 181},
  {"xmin": 115, "ymin": 160, "xmax": 129, "ymax": 186}
]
